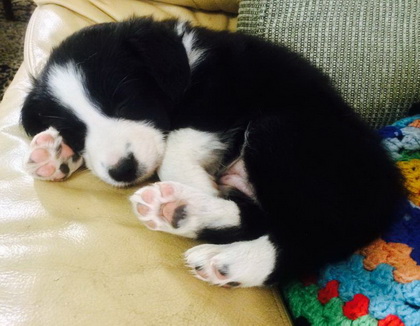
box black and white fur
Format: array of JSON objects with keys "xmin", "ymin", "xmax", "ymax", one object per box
[{"xmin": 21, "ymin": 18, "xmax": 405, "ymax": 287}]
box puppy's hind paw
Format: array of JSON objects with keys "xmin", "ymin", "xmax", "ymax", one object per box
[
  {"xmin": 25, "ymin": 127, "xmax": 84, "ymax": 181},
  {"xmin": 185, "ymin": 236, "xmax": 278, "ymax": 288}
]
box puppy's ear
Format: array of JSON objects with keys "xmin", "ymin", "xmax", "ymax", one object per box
[{"xmin": 128, "ymin": 21, "xmax": 191, "ymax": 102}]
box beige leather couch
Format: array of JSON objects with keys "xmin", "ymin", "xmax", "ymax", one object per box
[{"xmin": 0, "ymin": 0, "xmax": 292, "ymax": 325}]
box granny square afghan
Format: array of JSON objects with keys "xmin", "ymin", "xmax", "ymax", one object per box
[{"xmin": 283, "ymin": 115, "xmax": 420, "ymax": 326}]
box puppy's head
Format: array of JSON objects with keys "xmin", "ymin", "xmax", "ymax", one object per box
[
  {"xmin": 83, "ymin": 117, "xmax": 166, "ymax": 187},
  {"xmin": 21, "ymin": 18, "xmax": 191, "ymax": 187}
]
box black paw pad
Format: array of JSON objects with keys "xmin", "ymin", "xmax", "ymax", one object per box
[
  {"xmin": 171, "ymin": 204, "xmax": 187, "ymax": 228},
  {"xmin": 59, "ymin": 163, "xmax": 70, "ymax": 175}
]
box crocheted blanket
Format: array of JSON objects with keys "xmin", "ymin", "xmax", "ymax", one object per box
[{"xmin": 283, "ymin": 115, "xmax": 420, "ymax": 326}]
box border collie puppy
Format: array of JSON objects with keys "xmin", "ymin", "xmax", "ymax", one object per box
[{"xmin": 21, "ymin": 18, "xmax": 405, "ymax": 287}]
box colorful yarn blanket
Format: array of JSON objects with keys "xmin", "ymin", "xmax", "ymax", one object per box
[{"xmin": 283, "ymin": 115, "xmax": 420, "ymax": 326}]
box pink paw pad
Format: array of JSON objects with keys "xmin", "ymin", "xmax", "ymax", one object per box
[
  {"xmin": 195, "ymin": 262, "xmax": 241, "ymax": 288},
  {"xmin": 136, "ymin": 189, "xmax": 155, "ymax": 216},
  {"xmin": 136, "ymin": 204, "xmax": 150, "ymax": 216},
  {"xmin": 141, "ymin": 189, "xmax": 156, "ymax": 204},
  {"xmin": 59, "ymin": 143, "xmax": 75, "ymax": 159},
  {"xmin": 30, "ymin": 148, "xmax": 50, "ymax": 163},
  {"xmin": 26, "ymin": 128, "xmax": 84, "ymax": 182},
  {"xmin": 36, "ymin": 164, "xmax": 56, "ymax": 177},
  {"xmin": 162, "ymin": 202, "xmax": 187, "ymax": 228},
  {"xmin": 159, "ymin": 183, "xmax": 175, "ymax": 197},
  {"xmin": 34, "ymin": 133, "xmax": 55, "ymax": 145},
  {"xmin": 157, "ymin": 184, "xmax": 187, "ymax": 226}
]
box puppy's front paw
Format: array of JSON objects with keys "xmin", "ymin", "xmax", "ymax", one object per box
[
  {"xmin": 25, "ymin": 127, "xmax": 83, "ymax": 181},
  {"xmin": 185, "ymin": 236, "xmax": 277, "ymax": 288},
  {"xmin": 131, "ymin": 182, "xmax": 187, "ymax": 231},
  {"xmin": 130, "ymin": 181, "xmax": 241, "ymax": 238}
]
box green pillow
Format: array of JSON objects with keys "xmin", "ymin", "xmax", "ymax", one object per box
[{"xmin": 238, "ymin": 0, "xmax": 420, "ymax": 128}]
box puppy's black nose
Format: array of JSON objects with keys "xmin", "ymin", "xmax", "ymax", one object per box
[{"xmin": 108, "ymin": 153, "xmax": 139, "ymax": 183}]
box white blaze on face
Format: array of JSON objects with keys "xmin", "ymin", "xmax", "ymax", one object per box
[{"xmin": 47, "ymin": 61, "xmax": 166, "ymax": 186}]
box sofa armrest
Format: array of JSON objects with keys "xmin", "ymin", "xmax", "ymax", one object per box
[{"xmin": 151, "ymin": 0, "xmax": 240, "ymax": 14}]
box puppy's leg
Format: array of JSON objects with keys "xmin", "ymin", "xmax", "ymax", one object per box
[
  {"xmin": 158, "ymin": 128, "xmax": 227, "ymax": 196},
  {"xmin": 25, "ymin": 127, "xmax": 84, "ymax": 181},
  {"xmin": 131, "ymin": 180, "xmax": 268, "ymax": 241},
  {"xmin": 185, "ymin": 235, "xmax": 278, "ymax": 288}
]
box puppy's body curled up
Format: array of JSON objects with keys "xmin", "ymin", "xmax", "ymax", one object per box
[{"xmin": 21, "ymin": 18, "xmax": 405, "ymax": 287}]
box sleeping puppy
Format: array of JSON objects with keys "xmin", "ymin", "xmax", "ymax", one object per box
[{"xmin": 21, "ymin": 18, "xmax": 405, "ymax": 287}]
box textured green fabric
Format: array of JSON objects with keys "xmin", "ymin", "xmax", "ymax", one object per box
[{"xmin": 238, "ymin": 0, "xmax": 420, "ymax": 128}]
